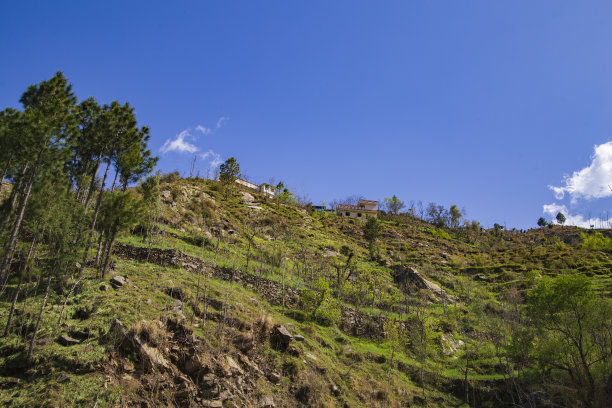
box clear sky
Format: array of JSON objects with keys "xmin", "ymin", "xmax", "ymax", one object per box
[{"xmin": 2, "ymin": 1, "xmax": 612, "ymax": 229}]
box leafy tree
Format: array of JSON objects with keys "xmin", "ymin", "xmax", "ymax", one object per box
[
  {"xmin": 527, "ymin": 274, "xmax": 612, "ymax": 405},
  {"xmin": 449, "ymin": 204, "xmax": 462, "ymax": 229},
  {"xmin": 384, "ymin": 195, "xmax": 405, "ymax": 215},
  {"xmin": 274, "ymin": 181, "xmax": 295, "ymax": 206},
  {"xmin": 219, "ymin": 157, "xmax": 240, "ymax": 199},
  {"xmin": 363, "ymin": 216, "xmax": 381, "ymax": 260},
  {"xmin": 537, "ymin": 217, "xmax": 548, "ymax": 227},
  {"xmin": 0, "ymin": 72, "xmax": 78, "ymax": 284},
  {"xmin": 556, "ymin": 211, "xmax": 566, "ymax": 226}
]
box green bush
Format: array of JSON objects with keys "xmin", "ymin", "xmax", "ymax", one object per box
[
  {"xmin": 160, "ymin": 171, "xmax": 180, "ymax": 184},
  {"xmin": 315, "ymin": 297, "xmax": 342, "ymax": 326},
  {"xmin": 580, "ymin": 232, "xmax": 612, "ymax": 251}
]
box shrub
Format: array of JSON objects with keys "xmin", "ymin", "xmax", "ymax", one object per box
[
  {"xmin": 314, "ymin": 297, "xmax": 342, "ymax": 326},
  {"xmin": 160, "ymin": 171, "xmax": 180, "ymax": 184},
  {"xmin": 580, "ymin": 232, "xmax": 612, "ymax": 251},
  {"xmin": 170, "ymin": 185, "xmax": 181, "ymax": 201}
]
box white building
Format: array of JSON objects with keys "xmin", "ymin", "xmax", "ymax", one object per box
[
  {"xmin": 336, "ymin": 199, "xmax": 378, "ymax": 219},
  {"xmin": 234, "ymin": 179, "xmax": 275, "ymax": 198}
]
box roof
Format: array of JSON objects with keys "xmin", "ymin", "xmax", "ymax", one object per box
[{"xmin": 358, "ymin": 199, "xmax": 378, "ymax": 204}]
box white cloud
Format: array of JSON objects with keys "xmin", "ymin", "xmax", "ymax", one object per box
[
  {"xmin": 196, "ymin": 125, "xmax": 211, "ymax": 135},
  {"xmin": 160, "ymin": 129, "xmax": 199, "ymax": 154},
  {"xmin": 542, "ymin": 203, "xmax": 609, "ymax": 228},
  {"xmin": 549, "ymin": 141, "xmax": 612, "ymax": 202},
  {"xmin": 216, "ymin": 116, "xmax": 229, "ymax": 129},
  {"xmin": 200, "ymin": 149, "xmax": 223, "ymax": 169}
]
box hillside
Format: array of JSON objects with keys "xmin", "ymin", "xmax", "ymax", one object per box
[{"xmin": 1, "ymin": 175, "xmax": 611, "ymax": 407}]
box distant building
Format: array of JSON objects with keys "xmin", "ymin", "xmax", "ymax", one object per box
[
  {"xmin": 336, "ymin": 200, "xmax": 378, "ymax": 219},
  {"xmin": 235, "ymin": 178, "xmax": 275, "ymax": 198},
  {"xmin": 312, "ymin": 205, "xmax": 326, "ymax": 213}
]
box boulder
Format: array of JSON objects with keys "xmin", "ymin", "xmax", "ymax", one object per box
[
  {"xmin": 270, "ymin": 324, "xmax": 293, "ymax": 350},
  {"xmin": 226, "ymin": 356, "xmax": 243, "ymax": 376},
  {"xmin": 109, "ymin": 275, "xmax": 126, "ymax": 289},
  {"xmin": 259, "ymin": 395, "xmax": 275, "ymax": 408},
  {"xmin": 58, "ymin": 334, "xmax": 80, "ymax": 346},
  {"xmin": 267, "ymin": 372, "xmax": 281, "ymax": 384},
  {"xmin": 294, "ymin": 334, "xmax": 305, "ymax": 342}
]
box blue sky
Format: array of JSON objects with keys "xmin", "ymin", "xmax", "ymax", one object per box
[{"xmin": 2, "ymin": 1, "xmax": 612, "ymax": 229}]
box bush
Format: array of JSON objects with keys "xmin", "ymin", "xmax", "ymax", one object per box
[
  {"xmin": 170, "ymin": 185, "xmax": 181, "ymax": 201},
  {"xmin": 160, "ymin": 171, "xmax": 180, "ymax": 184},
  {"xmin": 580, "ymin": 232, "xmax": 612, "ymax": 251},
  {"xmin": 314, "ymin": 297, "xmax": 342, "ymax": 326}
]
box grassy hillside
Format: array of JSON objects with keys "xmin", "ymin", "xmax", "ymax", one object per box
[{"xmin": 1, "ymin": 176, "xmax": 611, "ymax": 407}]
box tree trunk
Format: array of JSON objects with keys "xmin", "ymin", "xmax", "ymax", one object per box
[
  {"xmin": 94, "ymin": 229, "xmax": 105, "ymax": 266},
  {"xmin": 4, "ymin": 234, "xmax": 36, "ymax": 337},
  {"xmin": 3, "ymin": 273, "xmax": 23, "ymax": 337},
  {"xmin": 58, "ymin": 279, "xmax": 80, "ymax": 326},
  {"xmin": 0, "ymin": 154, "xmax": 13, "ymax": 188},
  {"xmin": 0, "ymin": 153, "xmax": 41, "ymax": 284},
  {"xmin": 2, "ymin": 160, "xmax": 28, "ymax": 226},
  {"xmin": 78, "ymin": 158, "xmax": 112, "ymax": 278},
  {"xmin": 84, "ymin": 156, "xmax": 101, "ymax": 209},
  {"xmin": 27, "ymin": 276, "xmax": 51, "ymax": 359}
]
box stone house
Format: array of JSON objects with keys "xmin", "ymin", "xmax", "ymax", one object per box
[
  {"xmin": 336, "ymin": 200, "xmax": 378, "ymax": 219},
  {"xmin": 234, "ymin": 178, "xmax": 275, "ymax": 198}
]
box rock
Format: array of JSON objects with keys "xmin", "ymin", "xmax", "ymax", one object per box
[
  {"xmin": 109, "ymin": 276, "xmax": 126, "ymax": 288},
  {"xmin": 58, "ymin": 374, "xmax": 71, "ymax": 383},
  {"xmin": 330, "ymin": 384, "xmax": 340, "ymax": 396},
  {"xmin": 391, "ymin": 265, "xmax": 455, "ymax": 302},
  {"xmin": 203, "ymin": 401, "xmax": 223, "ymax": 408},
  {"xmin": 233, "ymin": 333, "xmax": 254, "ymax": 353},
  {"xmin": 287, "ymin": 346, "xmax": 301, "ymax": 356},
  {"xmin": 219, "ymin": 390, "xmax": 233, "ymax": 401},
  {"xmin": 183, "ymin": 355, "xmax": 205, "ymax": 376},
  {"xmin": 58, "ymin": 334, "xmax": 80, "ymax": 346},
  {"xmin": 294, "ymin": 334, "xmax": 304, "ymax": 342},
  {"xmin": 200, "ymin": 374, "xmax": 220, "ymax": 398},
  {"xmin": 99, "ymin": 284, "xmax": 110, "ymax": 291},
  {"xmin": 161, "ymin": 190, "xmax": 171, "ymax": 199},
  {"xmin": 226, "ymin": 356, "xmax": 243, "ymax": 376},
  {"xmin": 69, "ymin": 328, "xmax": 91, "ymax": 340},
  {"xmin": 241, "ymin": 191, "xmax": 255, "ymax": 203},
  {"xmin": 305, "ymin": 353, "xmax": 317, "ymax": 362},
  {"xmin": 441, "ymin": 333, "xmax": 464, "ymax": 357},
  {"xmin": 173, "ymin": 299, "xmax": 186, "ymax": 320},
  {"xmin": 270, "ymin": 324, "xmax": 293, "ymax": 350},
  {"xmin": 123, "ymin": 360, "xmax": 135, "ymax": 372},
  {"xmin": 259, "ymin": 395, "xmax": 275, "ymax": 407},
  {"xmin": 267, "ymin": 372, "xmax": 281, "ymax": 384}
]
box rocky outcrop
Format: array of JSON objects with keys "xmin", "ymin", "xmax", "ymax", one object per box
[{"xmin": 392, "ymin": 264, "xmax": 455, "ymax": 302}]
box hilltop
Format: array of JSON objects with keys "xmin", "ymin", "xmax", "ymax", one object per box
[{"xmin": 1, "ymin": 174, "xmax": 611, "ymax": 407}]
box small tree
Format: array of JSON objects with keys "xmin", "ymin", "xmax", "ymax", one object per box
[
  {"xmin": 384, "ymin": 195, "xmax": 405, "ymax": 215},
  {"xmin": 555, "ymin": 212, "xmax": 566, "ymax": 226},
  {"xmin": 449, "ymin": 205, "xmax": 462, "ymax": 229},
  {"xmin": 537, "ymin": 217, "xmax": 547, "ymax": 227},
  {"xmin": 219, "ymin": 157, "xmax": 240, "ymax": 199},
  {"xmin": 363, "ymin": 216, "xmax": 381, "ymax": 260}
]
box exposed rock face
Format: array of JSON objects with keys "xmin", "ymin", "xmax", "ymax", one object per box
[{"xmin": 392, "ymin": 264, "xmax": 455, "ymax": 301}]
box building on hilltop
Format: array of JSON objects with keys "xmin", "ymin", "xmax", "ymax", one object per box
[
  {"xmin": 336, "ymin": 199, "xmax": 378, "ymax": 219},
  {"xmin": 234, "ymin": 178, "xmax": 275, "ymax": 198}
]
